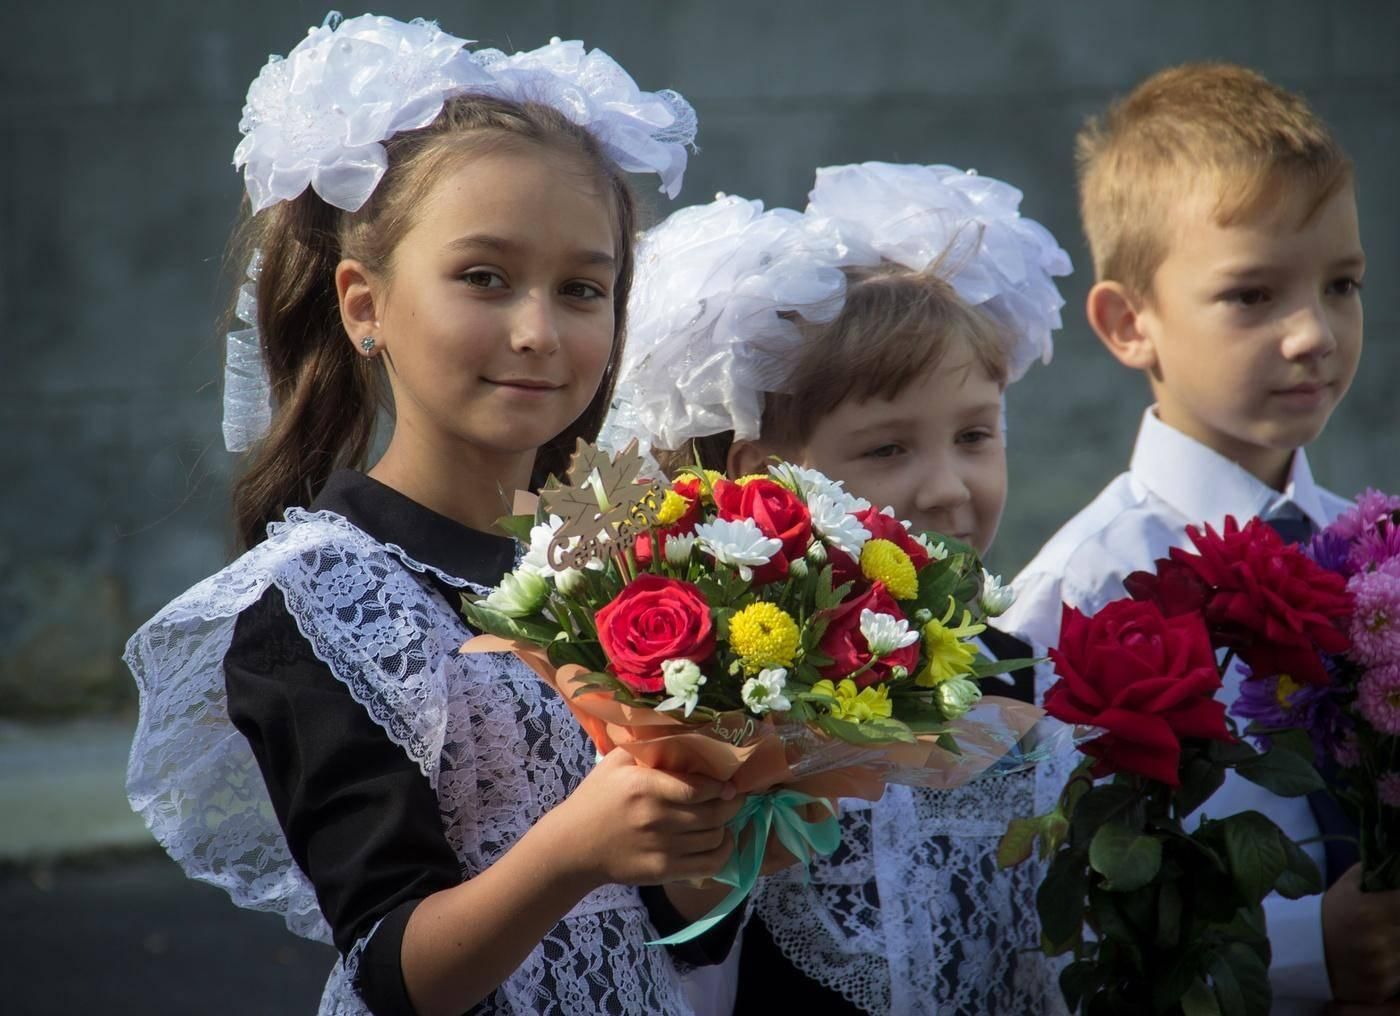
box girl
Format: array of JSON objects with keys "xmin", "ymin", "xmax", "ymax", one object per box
[
  {"xmin": 125, "ymin": 15, "xmax": 739, "ymax": 1016},
  {"xmin": 602, "ymin": 162, "xmax": 1073, "ymax": 1015}
]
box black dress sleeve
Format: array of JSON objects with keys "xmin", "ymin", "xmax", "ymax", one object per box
[{"xmin": 224, "ymin": 586, "xmax": 461, "ymax": 1016}]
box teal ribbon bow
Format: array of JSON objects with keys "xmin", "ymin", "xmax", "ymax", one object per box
[{"xmin": 647, "ymin": 788, "xmax": 841, "ymax": 946}]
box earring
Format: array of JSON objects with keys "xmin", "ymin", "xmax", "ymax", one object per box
[{"xmin": 360, "ymin": 335, "xmax": 376, "ymax": 355}]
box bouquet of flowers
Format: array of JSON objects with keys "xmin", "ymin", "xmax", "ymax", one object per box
[
  {"xmin": 999, "ymin": 516, "xmax": 1348, "ymax": 1016},
  {"xmin": 461, "ymin": 441, "xmax": 1051, "ymax": 937},
  {"xmin": 1235, "ymin": 490, "xmax": 1400, "ymax": 892}
]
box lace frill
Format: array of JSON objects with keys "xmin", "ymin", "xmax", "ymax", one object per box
[{"xmin": 125, "ymin": 508, "xmax": 693, "ymax": 1014}]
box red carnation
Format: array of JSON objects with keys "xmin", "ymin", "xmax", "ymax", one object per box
[
  {"xmin": 817, "ymin": 583, "xmax": 919, "ymax": 688},
  {"xmin": 595, "ymin": 575, "xmax": 715, "ymax": 693},
  {"xmin": 1044, "ymin": 599, "xmax": 1232, "ymax": 786},
  {"xmin": 857, "ymin": 507, "xmax": 933, "ymax": 570},
  {"xmin": 1170, "ymin": 517, "xmax": 1352, "ymax": 685}
]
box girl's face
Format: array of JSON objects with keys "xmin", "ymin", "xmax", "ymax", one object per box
[
  {"xmin": 365, "ymin": 147, "xmax": 617, "ymax": 470},
  {"xmin": 798, "ymin": 340, "xmax": 1008, "ymax": 556}
]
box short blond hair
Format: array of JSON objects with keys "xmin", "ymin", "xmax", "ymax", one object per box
[{"xmin": 1076, "ymin": 63, "xmax": 1351, "ymax": 295}]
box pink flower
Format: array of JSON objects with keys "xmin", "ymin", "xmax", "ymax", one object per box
[
  {"xmin": 1357, "ymin": 663, "xmax": 1400, "ymax": 735},
  {"xmin": 1347, "ymin": 570, "xmax": 1400, "ymax": 667},
  {"xmin": 1349, "ymin": 521, "xmax": 1400, "ymax": 575},
  {"xmin": 1330, "ymin": 489, "xmax": 1400, "ymax": 542},
  {"xmin": 1380, "ymin": 773, "xmax": 1400, "ymax": 809},
  {"xmin": 1334, "ymin": 730, "xmax": 1363, "ymax": 769}
]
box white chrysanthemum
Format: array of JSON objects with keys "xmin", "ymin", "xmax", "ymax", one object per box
[
  {"xmin": 913, "ymin": 533, "xmax": 949, "ymax": 561},
  {"xmin": 664, "ymin": 533, "xmax": 697, "ymax": 565},
  {"xmin": 858, "ymin": 609, "xmax": 919, "ymax": 656},
  {"xmin": 809, "ymin": 493, "xmax": 872, "ymax": 559},
  {"xmin": 656, "ymin": 659, "xmax": 706, "ymax": 717},
  {"xmin": 741, "ymin": 668, "xmax": 791, "ymax": 715},
  {"xmin": 483, "ymin": 569, "xmax": 549, "ymax": 617},
  {"xmin": 936, "ymin": 676, "xmax": 983, "ymax": 720},
  {"xmin": 980, "ymin": 570, "xmax": 1016, "ymax": 616},
  {"xmin": 694, "ymin": 518, "xmax": 782, "ymax": 582},
  {"xmin": 521, "ymin": 514, "xmax": 603, "ymax": 577}
]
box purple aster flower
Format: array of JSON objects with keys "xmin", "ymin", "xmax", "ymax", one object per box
[
  {"xmin": 1380, "ymin": 773, "xmax": 1400, "ymax": 808},
  {"xmin": 1233, "ymin": 669, "xmax": 1346, "ymax": 762},
  {"xmin": 1308, "ymin": 529, "xmax": 1355, "ymax": 576},
  {"xmin": 1357, "ymin": 663, "xmax": 1400, "ymax": 736},
  {"xmin": 1330, "ymin": 489, "xmax": 1400, "ymax": 542},
  {"xmin": 1347, "ymin": 570, "xmax": 1400, "ymax": 667},
  {"xmin": 1334, "ymin": 729, "xmax": 1363, "ymax": 768}
]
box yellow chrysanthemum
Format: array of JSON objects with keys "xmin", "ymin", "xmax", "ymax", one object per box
[
  {"xmin": 812, "ymin": 678, "xmax": 893, "ymax": 723},
  {"xmin": 736, "ymin": 473, "xmax": 768, "ymax": 486},
  {"xmin": 728, "ymin": 602, "xmax": 800, "ymax": 674},
  {"xmin": 860, "ymin": 539, "xmax": 918, "ymax": 600},
  {"xmin": 916, "ymin": 598, "xmax": 987, "ymax": 687},
  {"xmin": 655, "ymin": 488, "xmax": 692, "ymax": 526}
]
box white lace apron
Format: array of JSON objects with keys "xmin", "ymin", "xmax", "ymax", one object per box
[
  {"xmin": 124, "ymin": 509, "xmax": 694, "ymax": 1015},
  {"xmin": 749, "ymin": 660, "xmax": 1076, "ymax": 1016}
]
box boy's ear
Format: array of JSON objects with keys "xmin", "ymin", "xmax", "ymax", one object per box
[
  {"xmin": 335, "ymin": 258, "xmax": 382, "ymax": 355},
  {"xmin": 727, "ymin": 439, "xmax": 778, "ymax": 480},
  {"xmin": 1085, "ymin": 280, "xmax": 1157, "ymax": 372}
]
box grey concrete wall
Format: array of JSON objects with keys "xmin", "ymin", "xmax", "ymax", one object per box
[{"xmin": 6, "ymin": 1, "xmax": 1399, "ymax": 715}]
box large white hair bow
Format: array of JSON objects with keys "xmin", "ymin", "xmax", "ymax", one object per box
[{"xmin": 806, "ymin": 162, "xmax": 1072, "ymax": 381}]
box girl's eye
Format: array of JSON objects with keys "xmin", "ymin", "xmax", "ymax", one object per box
[
  {"xmin": 562, "ymin": 280, "xmax": 606, "ymax": 300},
  {"xmin": 958, "ymin": 429, "xmax": 995, "ymax": 446},
  {"xmin": 1327, "ymin": 276, "xmax": 1363, "ymax": 297},
  {"xmin": 462, "ymin": 269, "xmax": 506, "ymax": 289},
  {"xmin": 863, "ymin": 443, "xmax": 904, "ymax": 460},
  {"xmin": 1225, "ymin": 287, "xmax": 1270, "ymax": 307}
]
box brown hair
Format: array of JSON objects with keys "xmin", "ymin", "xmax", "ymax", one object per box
[
  {"xmin": 1077, "ymin": 62, "xmax": 1352, "ymax": 296},
  {"xmin": 657, "ymin": 262, "xmax": 1008, "ymax": 474},
  {"xmin": 228, "ymin": 95, "xmax": 637, "ymax": 550}
]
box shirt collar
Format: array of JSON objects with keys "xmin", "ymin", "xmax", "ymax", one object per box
[
  {"xmin": 1128, "ymin": 408, "xmax": 1330, "ymax": 530},
  {"xmin": 311, "ymin": 470, "xmax": 518, "ymax": 587}
]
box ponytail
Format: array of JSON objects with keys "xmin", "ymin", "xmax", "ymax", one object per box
[{"xmin": 230, "ymin": 194, "xmax": 382, "ymax": 551}]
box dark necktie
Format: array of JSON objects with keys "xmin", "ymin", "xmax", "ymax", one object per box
[{"xmin": 1265, "ymin": 511, "xmax": 1359, "ymax": 887}]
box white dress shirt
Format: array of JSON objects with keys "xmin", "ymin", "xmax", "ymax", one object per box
[{"xmin": 999, "ymin": 408, "xmax": 1349, "ymax": 1011}]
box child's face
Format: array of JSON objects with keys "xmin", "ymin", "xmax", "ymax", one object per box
[
  {"xmin": 798, "ymin": 343, "xmax": 1008, "ymax": 556},
  {"xmin": 373, "ymin": 148, "xmax": 617, "ymax": 467},
  {"xmin": 1136, "ymin": 181, "xmax": 1364, "ymax": 475}
]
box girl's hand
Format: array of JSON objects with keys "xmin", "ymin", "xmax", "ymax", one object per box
[{"xmin": 552, "ymin": 748, "xmax": 743, "ymax": 887}]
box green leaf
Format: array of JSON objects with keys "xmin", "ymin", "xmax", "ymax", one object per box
[
  {"xmin": 814, "ymin": 714, "xmax": 916, "ymax": 745},
  {"xmin": 459, "ymin": 602, "xmax": 560, "ymax": 644},
  {"xmin": 1273, "ymin": 834, "xmax": 1324, "ymax": 899},
  {"xmin": 1089, "ymin": 823, "xmax": 1163, "ymax": 892},
  {"xmin": 1157, "ymin": 878, "xmax": 1183, "ymax": 949},
  {"xmin": 1180, "ymin": 978, "xmax": 1222, "ymax": 1016},
  {"xmin": 1207, "ymin": 941, "xmax": 1271, "ymax": 1016},
  {"xmin": 970, "ymin": 655, "xmax": 1042, "ymax": 678},
  {"xmin": 1175, "ymin": 750, "xmax": 1227, "ymax": 817},
  {"xmin": 1037, "ymin": 850, "xmax": 1088, "ymax": 948},
  {"xmin": 545, "ymin": 638, "xmax": 604, "ymax": 671},
  {"xmin": 1069, "ymin": 783, "xmax": 1141, "ymax": 849},
  {"xmin": 1058, "ymin": 959, "xmax": 1102, "ymax": 1012},
  {"xmin": 1233, "ymin": 745, "xmax": 1325, "ymax": 797},
  {"xmin": 493, "ymin": 512, "xmax": 537, "ymax": 544},
  {"xmin": 997, "ymin": 817, "xmax": 1040, "ymax": 869},
  {"xmin": 1222, "ymin": 811, "xmax": 1288, "ymax": 904}
]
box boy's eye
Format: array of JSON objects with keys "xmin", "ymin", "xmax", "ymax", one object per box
[
  {"xmin": 862, "ymin": 443, "xmax": 904, "ymax": 459},
  {"xmin": 562, "ymin": 280, "xmax": 606, "ymax": 300},
  {"xmin": 1327, "ymin": 276, "xmax": 1364, "ymax": 297},
  {"xmin": 1226, "ymin": 287, "xmax": 1270, "ymax": 307},
  {"xmin": 958, "ymin": 428, "xmax": 995, "ymax": 446},
  {"xmin": 462, "ymin": 269, "xmax": 506, "ymax": 289}
]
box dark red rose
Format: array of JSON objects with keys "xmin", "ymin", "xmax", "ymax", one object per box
[
  {"xmin": 1124, "ymin": 557, "xmax": 1209, "ymax": 618},
  {"xmin": 715, "ymin": 478, "xmax": 813, "ymax": 585},
  {"xmin": 857, "ymin": 507, "xmax": 932, "ymax": 570},
  {"xmin": 595, "ymin": 575, "xmax": 715, "ymax": 693},
  {"xmin": 1171, "ymin": 517, "xmax": 1352, "ymax": 686},
  {"xmin": 817, "ymin": 582, "xmax": 919, "ymax": 688},
  {"xmin": 1044, "ymin": 599, "xmax": 1232, "ymax": 786}
]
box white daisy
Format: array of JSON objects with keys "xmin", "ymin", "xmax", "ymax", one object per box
[
  {"xmin": 656, "ymin": 659, "xmax": 706, "ymax": 717},
  {"xmin": 858, "ymin": 608, "xmax": 920, "ymax": 656},
  {"xmin": 809, "ymin": 492, "xmax": 872, "ymax": 559},
  {"xmin": 741, "ymin": 667, "xmax": 791, "ymax": 715},
  {"xmin": 694, "ymin": 518, "xmax": 782, "ymax": 582},
  {"xmin": 979, "ymin": 570, "xmax": 1016, "ymax": 616}
]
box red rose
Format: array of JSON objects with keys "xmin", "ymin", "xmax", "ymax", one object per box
[
  {"xmin": 595, "ymin": 575, "xmax": 715, "ymax": 693},
  {"xmin": 715, "ymin": 478, "xmax": 813, "ymax": 584},
  {"xmin": 1044, "ymin": 599, "xmax": 1231, "ymax": 786},
  {"xmin": 1124, "ymin": 557, "xmax": 1209, "ymax": 619},
  {"xmin": 857, "ymin": 507, "xmax": 932, "ymax": 570},
  {"xmin": 1171, "ymin": 517, "xmax": 1351, "ymax": 686},
  {"xmin": 817, "ymin": 582, "xmax": 919, "ymax": 688}
]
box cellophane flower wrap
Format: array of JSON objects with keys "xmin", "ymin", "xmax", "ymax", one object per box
[
  {"xmin": 1233, "ymin": 490, "xmax": 1400, "ymax": 893},
  {"xmin": 1000, "ymin": 516, "xmax": 1347, "ymax": 1016},
  {"xmin": 461, "ymin": 442, "xmax": 1064, "ymax": 939}
]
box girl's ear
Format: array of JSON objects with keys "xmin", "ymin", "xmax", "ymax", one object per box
[
  {"xmin": 1085, "ymin": 280, "xmax": 1158, "ymax": 372},
  {"xmin": 727, "ymin": 439, "xmax": 782, "ymax": 480},
  {"xmin": 335, "ymin": 258, "xmax": 383, "ymax": 357}
]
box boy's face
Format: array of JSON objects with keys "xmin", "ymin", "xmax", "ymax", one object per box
[
  {"xmin": 1135, "ymin": 181, "xmax": 1364, "ymax": 477},
  {"xmin": 797, "ymin": 342, "xmax": 1008, "ymax": 556}
]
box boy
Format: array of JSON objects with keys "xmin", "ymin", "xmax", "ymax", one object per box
[{"xmin": 999, "ymin": 64, "xmax": 1399, "ymax": 1011}]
